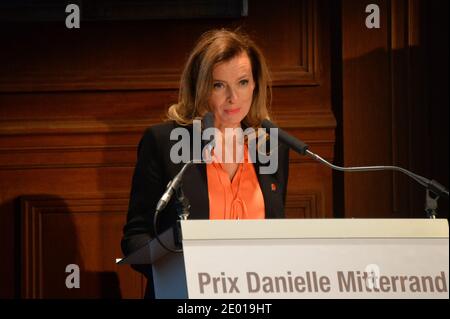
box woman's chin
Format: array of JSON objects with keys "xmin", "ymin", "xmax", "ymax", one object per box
[
  {"xmin": 223, "ymin": 120, "xmax": 244, "ymax": 129},
  {"xmin": 216, "ymin": 114, "xmax": 245, "ymax": 128}
]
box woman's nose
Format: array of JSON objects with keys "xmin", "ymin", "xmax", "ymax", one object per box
[{"xmin": 226, "ymin": 86, "xmax": 238, "ymax": 103}]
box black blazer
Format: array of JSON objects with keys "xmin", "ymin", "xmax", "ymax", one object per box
[{"xmin": 121, "ymin": 121, "xmax": 290, "ymax": 296}]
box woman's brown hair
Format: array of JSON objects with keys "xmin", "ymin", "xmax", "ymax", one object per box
[{"xmin": 167, "ymin": 29, "xmax": 272, "ymax": 128}]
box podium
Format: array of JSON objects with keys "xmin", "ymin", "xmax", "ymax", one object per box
[{"xmin": 118, "ymin": 219, "xmax": 449, "ymax": 299}]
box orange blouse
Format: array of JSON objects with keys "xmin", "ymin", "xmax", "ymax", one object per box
[{"xmin": 206, "ymin": 144, "xmax": 265, "ymax": 220}]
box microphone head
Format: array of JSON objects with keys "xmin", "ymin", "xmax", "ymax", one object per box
[{"xmin": 261, "ymin": 119, "xmax": 309, "ymax": 155}]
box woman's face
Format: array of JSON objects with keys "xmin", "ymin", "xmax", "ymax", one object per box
[{"xmin": 208, "ymin": 52, "xmax": 255, "ymax": 132}]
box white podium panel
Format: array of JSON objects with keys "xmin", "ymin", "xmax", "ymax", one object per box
[{"xmin": 181, "ymin": 219, "xmax": 449, "ymax": 299}]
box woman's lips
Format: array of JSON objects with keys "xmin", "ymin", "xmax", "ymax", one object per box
[{"xmin": 224, "ymin": 108, "xmax": 240, "ymax": 115}]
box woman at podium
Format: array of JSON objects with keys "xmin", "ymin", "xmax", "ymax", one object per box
[{"xmin": 121, "ymin": 29, "xmax": 290, "ymax": 297}]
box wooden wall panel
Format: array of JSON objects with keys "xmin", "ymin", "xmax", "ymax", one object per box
[
  {"xmin": 341, "ymin": 0, "xmax": 393, "ymax": 218},
  {"xmin": 340, "ymin": 0, "xmax": 448, "ymax": 218},
  {"xmin": 21, "ymin": 195, "xmax": 145, "ymax": 298},
  {"xmin": 0, "ymin": 0, "xmax": 335, "ymax": 298},
  {"xmin": 0, "ymin": 1, "xmax": 319, "ymax": 92},
  {"xmin": 285, "ymin": 192, "xmax": 322, "ymax": 218}
]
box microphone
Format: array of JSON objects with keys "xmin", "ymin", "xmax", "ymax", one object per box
[
  {"xmin": 155, "ymin": 112, "xmax": 215, "ymax": 213},
  {"xmin": 261, "ymin": 119, "xmax": 448, "ymax": 218},
  {"xmin": 155, "ymin": 162, "xmax": 193, "ymax": 213},
  {"xmin": 153, "ymin": 112, "xmax": 215, "ymax": 253},
  {"xmin": 261, "ymin": 119, "xmax": 309, "ymax": 155}
]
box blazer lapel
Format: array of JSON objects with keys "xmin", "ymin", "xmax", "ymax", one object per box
[
  {"xmin": 182, "ymin": 163, "xmax": 209, "ymax": 220},
  {"xmin": 180, "ymin": 124, "xmax": 209, "ymax": 220},
  {"xmin": 249, "ymin": 136, "xmax": 279, "ymax": 219}
]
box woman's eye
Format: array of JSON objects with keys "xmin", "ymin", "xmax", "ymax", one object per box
[
  {"xmin": 213, "ymin": 82, "xmax": 224, "ymax": 89},
  {"xmin": 239, "ymin": 79, "xmax": 249, "ymax": 86}
]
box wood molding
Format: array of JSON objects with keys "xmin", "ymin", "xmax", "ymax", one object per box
[
  {"xmin": 0, "ymin": 0, "xmax": 319, "ymax": 93},
  {"xmin": 0, "ymin": 108, "xmax": 335, "ymax": 136},
  {"xmin": 285, "ymin": 191, "xmax": 321, "ymax": 218},
  {"xmin": 0, "ymin": 71, "xmax": 182, "ymax": 93},
  {"xmin": 0, "ymin": 119, "xmax": 156, "ymax": 136},
  {"xmin": 20, "ymin": 193, "xmax": 143, "ymax": 298},
  {"xmin": 0, "ymin": 109, "xmax": 335, "ymax": 169},
  {"xmin": 271, "ymin": 0, "xmax": 320, "ymax": 86}
]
